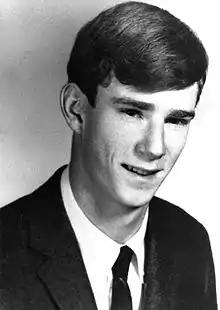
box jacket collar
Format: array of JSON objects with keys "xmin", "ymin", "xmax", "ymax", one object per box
[
  {"xmin": 27, "ymin": 167, "xmax": 172, "ymax": 310},
  {"xmin": 28, "ymin": 167, "xmax": 97, "ymax": 310}
]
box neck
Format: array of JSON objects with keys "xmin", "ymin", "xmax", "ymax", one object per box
[{"xmin": 68, "ymin": 160, "xmax": 148, "ymax": 244}]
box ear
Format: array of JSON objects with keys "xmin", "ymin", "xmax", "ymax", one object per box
[{"xmin": 60, "ymin": 83, "xmax": 87, "ymax": 133}]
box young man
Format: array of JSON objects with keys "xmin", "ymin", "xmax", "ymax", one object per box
[{"xmin": 0, "ymin": 1, "xmax": 217, "ymax": 309}]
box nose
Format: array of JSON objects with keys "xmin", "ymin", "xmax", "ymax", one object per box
[{"xmin": 134, "ymin": 120, "xmax": 165, "ymax": 161}]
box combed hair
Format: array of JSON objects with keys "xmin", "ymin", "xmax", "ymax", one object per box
[{"xmin": 67, "ymin": 1, "xmax": 208, "ymax": 105}]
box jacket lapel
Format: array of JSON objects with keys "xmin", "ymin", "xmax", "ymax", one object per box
[
  {"xmin": 37, "ymin": 237, "xmax": 97, "ymax": 310},
  {"xmin": 141, "ymin": 197, "xmax": 205, "ymax": 310},
  {"xmin": 27, "ymin": 167, "xmax": 98, "ymax": 310},
  {"xmin": 141, "ymin": 197, "xmax": 178, "ymax": 309}
]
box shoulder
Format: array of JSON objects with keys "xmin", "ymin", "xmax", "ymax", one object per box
[
  {"xmin": 147, "ymin": 197, "xmax": 217, "ymax": 307},
  {"xmin": 0, "ymin": 166, "xmax": 66, "ymax": 249},
  {"xmin": 150, "ymin": 195, "xmax": 206, "ymax": 229},
  {"xmin": 0, "ymin": 166, "xmax": 66, "ymax": 216},
  {"xmin": 149, "ymin": 196, "xmax": 211, "ymax": 249}
]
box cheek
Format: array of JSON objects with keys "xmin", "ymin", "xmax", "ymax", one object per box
[
  {"xmin": 165, "ymin": 128, "xmax": 189, "ymax": 161},
  {"xmin": 82, "ymin": 111, "xmax": 118, "ymax": 167},
  {"xmin": 95, "ymin": 112, "xmax": 136, "ymax": 158}
]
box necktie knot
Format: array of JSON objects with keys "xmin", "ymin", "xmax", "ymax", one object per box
[{"xmin": 112, "ymin": 246, "xmax": 134, "ymax": 281}]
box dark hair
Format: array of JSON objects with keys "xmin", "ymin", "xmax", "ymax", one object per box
[{"xmin": 67, "ymin": 1, "xmax": 208, "ymax": 106}]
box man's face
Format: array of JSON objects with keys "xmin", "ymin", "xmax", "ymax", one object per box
[{"xmin": 80, "ymin": 77, "xmax": 198, "ymax": 208}]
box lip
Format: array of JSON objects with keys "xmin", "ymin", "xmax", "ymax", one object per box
[{"xmin": 121, "ymin": 163, "xmax": 162, "ymax": 177}]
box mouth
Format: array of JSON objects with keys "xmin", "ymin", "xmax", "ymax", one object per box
[{"xmin": 121, "ymin": 163, "xmax": 161, "ymax": 177}]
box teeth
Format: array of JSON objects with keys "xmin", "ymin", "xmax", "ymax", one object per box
[{"xmin": 127, "ymin": 165, "xmax": 149, "ymax": 176}]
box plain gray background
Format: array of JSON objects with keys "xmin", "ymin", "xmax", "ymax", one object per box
[{"xmin": 0, "ymin": 0, "xmax": 219, "ymax": 302}]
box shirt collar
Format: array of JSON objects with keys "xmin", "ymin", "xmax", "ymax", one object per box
[{"xmin": 61, "ymin": 166, "xmax": 148, "ymax": 280}]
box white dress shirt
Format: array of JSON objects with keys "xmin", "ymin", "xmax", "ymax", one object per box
[{"xmin": 61, "ymin": 167, "xmax": 148, "ymax": 310}]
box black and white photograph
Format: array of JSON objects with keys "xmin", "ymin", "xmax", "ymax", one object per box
[{"xmin": 0, "ymin": 0, "xmax": 219, "ymax": 309}]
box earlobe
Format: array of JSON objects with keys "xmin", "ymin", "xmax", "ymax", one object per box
[{"xmin": 60, "ymin": 83, "xmax": 85, "ymax": 133}]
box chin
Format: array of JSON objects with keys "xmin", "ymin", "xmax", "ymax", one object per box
[
  {"xmin": 109, "ymin": 173, "xmax": 160, "ymax": 208},
  {"xmin": 116, "ymin": 189, "xmax": 154, "ymax": 209}
]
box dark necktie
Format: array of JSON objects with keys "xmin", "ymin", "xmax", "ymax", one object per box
[{"xmin": 111, "ymin": 246, "xmax": 134, "ymax": 310}]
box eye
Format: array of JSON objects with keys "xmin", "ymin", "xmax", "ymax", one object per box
[
  {"xmin": 166, "ymin": 117, "xmax": 190, "ymax": 126},
  {"xmin": 119, "ymin": 108, "xmax": 143, "ymax": 119}
]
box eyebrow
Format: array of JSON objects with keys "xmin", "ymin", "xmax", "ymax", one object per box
[
  {"xmin": 112, "ymin": 97, "xmax": 155, "ymax": 111},
  {"xmin": 167, "ymin": 109, "xmax": 195, "ymax": 119},
  {"xmin": 112, "ymin": 96, "xmax": 196, "ymax": 119}
]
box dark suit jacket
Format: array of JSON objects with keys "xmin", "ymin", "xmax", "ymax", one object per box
[{"xmin": 0, "ymin": 167, "xmax": 217, "ymax": 309}]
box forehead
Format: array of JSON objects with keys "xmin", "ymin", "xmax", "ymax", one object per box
[{"xmin": 98, "ymin": 77, "xmax": 198, "ymax": 112}]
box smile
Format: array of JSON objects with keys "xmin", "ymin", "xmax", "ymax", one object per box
[{"xmin": 121, "ymin": 164, "xmax": 160, "ymax": 177}]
